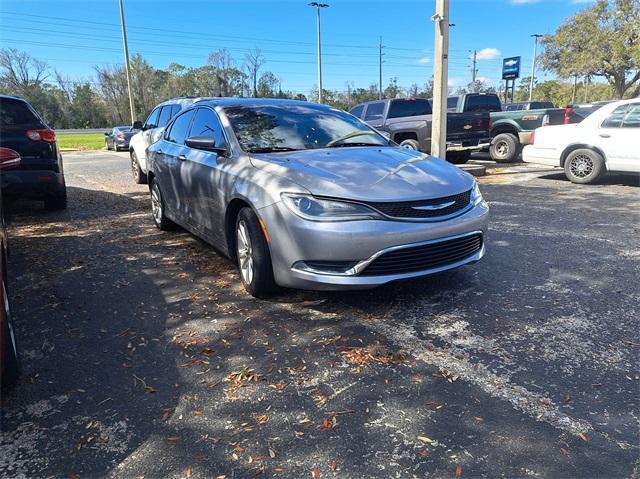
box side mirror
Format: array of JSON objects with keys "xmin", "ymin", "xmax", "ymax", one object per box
[
  {"xmin": 132, "ymin": 120, "xmax": 143, "ymax": 130},
  {"xmin": 0, "ymin": 148, "xmax": 21, "ymax": 170},
  {"xmin": 185, "ymin": 136, "xmax": 227, "ymax": 155}
]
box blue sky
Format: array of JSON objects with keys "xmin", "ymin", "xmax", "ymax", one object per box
[{"xmin": 0, "ymin": 0, "xmax": 595, "ymax": 94}]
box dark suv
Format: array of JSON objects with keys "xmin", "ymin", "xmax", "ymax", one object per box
[{"xmin": 0, "ymin": 95, "xmax": 67, "ymax": 210}]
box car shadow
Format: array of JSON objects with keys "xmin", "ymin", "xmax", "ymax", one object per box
[{"xmin": 537, "ymin": 171, "xmax": 640, "ymax": 187}]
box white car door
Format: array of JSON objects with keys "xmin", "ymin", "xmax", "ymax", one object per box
[{"xmin": 597, "ymin": 102, "xmax": 640, "ymax": 172}]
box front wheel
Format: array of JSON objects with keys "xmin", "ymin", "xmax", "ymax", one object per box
[
  {"xmin": 490, "ymin": 133, "xmax": 520, "ymax": 163},
  {"xmin": 236, "ymin": 208, "xmax": 277, "ymax": 297},
  {"xmin": 399, "ymin": 139, "xmax": 420, "ymax": 151},
  {"xmin": 564, "ymin": 149, "xmax": 605, "ymax": 184},
  {"xmin": 150, "ymin": 180, "xmax": 175, "ymax": 230}
]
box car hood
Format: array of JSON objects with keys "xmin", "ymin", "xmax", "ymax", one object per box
[{"xmin": 249, "ymin": 146, "xmax": 474, "ymax": 202}]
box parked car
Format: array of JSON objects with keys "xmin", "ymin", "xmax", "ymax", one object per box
[
  {"xmin": 523, "ymin": 99, "xmax": 640, "ymax": 184},
  {"xmin": 0, "ymin": 148, "xmax": 21, "ymax": 388},
  {"xmin": 350, "ymin": 98, "xmax": 491, "ymax": 164},
  {"xmin": 503, "ymin": 101, "xmax": 555, "ymax": 111},
  {"xmin": 0, "ymin": 95, "xmax": 67, "ymax": 210},
  {"xmin": 147, "ymin": 99, "xmax": 489, "ymax": 297},
  {"xmin": 562, "ymin": 100, "xmax": 615, "ymax": 124},
  {"xmin": 129, "ymin": 97, "xmax": 203, "ymax": 184},
  {"xmin": 105, "ymin": 126, "xmax": 138, "ymax": 151},
  {"xmin": 447, "ymin": 93, "xmax": 570, "ymax": 163}
]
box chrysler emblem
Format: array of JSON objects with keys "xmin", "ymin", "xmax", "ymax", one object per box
[
  {"xmin": 463, "ymin": 125, "xmax": 472, "ymax": 130},
  {"xmin": 412, "ymin": 200, "xmax": 456, "ymax": 211}
]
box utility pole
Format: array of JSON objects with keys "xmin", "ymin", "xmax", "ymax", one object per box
[
  {"xmin": 309, "ymin": 2, "xmax": 329, "ymax": 103},
  {"xmin": 379, "ymin": 36, "xmax": 384, "ymax": 100},
  {"xmin": 118, "ymin": 0, "xmax": 135, "ymax": 125},
  {"xmin": 430, "ymin": 0, "xmax": 449, "ymax": 160},
  {"xmin": 528, "ymin": 33, "xmax": 543, "ymax": 102},
  {"xmin": 471, "ymin": 49, "xmax": 477, "ymax": 83}
]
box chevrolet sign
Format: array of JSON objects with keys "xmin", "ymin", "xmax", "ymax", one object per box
[{"xmin": 502, "ymin": 56, "xmax": 521, "ymax": 80}]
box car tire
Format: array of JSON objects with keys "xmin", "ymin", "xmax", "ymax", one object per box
[
  {"xmin": 564, "ymin": 149, "xmax": 605, "ymax": 184},
  {"xmin": 150, "ymin": 179, "xmax": 175, "ymax": 231},
  {"xmin": 44, "ymin": 188, "xmax": 67, "ymax": 211},
  {"xmin": 490, "ymin": 133, "xmax": 520, "ymax": 163},
  {"xmin": 235, "ymin": 208, "xmax": 277, "ymax": 298},
  {"xmin": 131, "ymin": 151, "xmax": 148, "ymax": 184},
  {"xmin": 447, "ymin": 151, "xmax": 471, "ymax": 165},
  {"xmin": 399, "ymin": 139, "xmax": 420, "ymax": 151},
  {"xmin": 1, "ymin": 278, "xmax": 20, "ymax": 389}
]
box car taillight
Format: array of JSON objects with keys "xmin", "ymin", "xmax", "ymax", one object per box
[
  {"xmin": 488, "ymin": 118, "xmax": 493, "ymax": 131},
  {"xmin": 26, "ymin": 129, "xmax": 56, "ymax": 143},
  {"xmin": 530, "ymin": 130, "xmax": 535, "ymax": 145},
  {"xmin": 564, "ymin": 107, "xmax": 574, "ymax": 125}
]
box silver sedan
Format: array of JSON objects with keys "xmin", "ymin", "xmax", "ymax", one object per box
[{"xmin": 147, "ymin": 99, "xmax": 489, "ymax": 297}]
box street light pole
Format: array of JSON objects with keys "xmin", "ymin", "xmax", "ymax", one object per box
[
  {"xmin": 528, "ymin": 34, "xmax": 543, "ymax": 102},
  {"xmin": 309, "ymin": 2, "xmax": 329, "ymax": 104},
  {"xmin": 379, "ymin": 36, "xmax": 383, "ymax": 100},
  {"xmin": 118, "ymin": 0, "xmax": 135, "ymax": 125},
  {"xmin": 430, "ymin": 0, "xmax": 449, "ymax": 160}
]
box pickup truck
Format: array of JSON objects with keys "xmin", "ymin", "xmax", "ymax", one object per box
[
  {"xmin": 350, "ymin": 98, "xmax": 491, "ymax": 164},
  {"xmin": 447, "ymin": 93, "xmax": 569, "ymax": 163}
]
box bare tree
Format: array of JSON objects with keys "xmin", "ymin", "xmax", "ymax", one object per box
[
  {"xmin": 244, "ymin": 48, "xmax": 265, "ymax": 98},
  {"xmin": 0, "ymin": 48, "xmax": 49, "ymax": 91}
]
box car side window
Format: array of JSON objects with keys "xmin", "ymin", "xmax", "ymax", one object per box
[
  {"xmin": 622, "ymin": 104, "xmax": 640, "ymax": 128},
  {"xmin": 601, "ymin": 105, "xmax": 631, "ymax": 128},
  {"xmin": 189, "ymin": 108, "xmax": 227, "ymax": 148},
  {"xmin": 465, "ymin": 96, "xmax": 485, "ymax": 112},
  {"xmin": 364, "ymin": 102, "xmax": 385, "ymax": 121},
  {"xmin": 145, "ymin": 107, "xmax": 160, "ymax": 129},
  {"xmin": 166, "ymin": 109, "xmax": 195, "ymax": 145},
  {"xmin": 350, "ymin": 105, "xmax": 364, "ymax": 118},
  {"xmin": 157, "ymin": 106, "xmax": 174, "ymax": 128}
]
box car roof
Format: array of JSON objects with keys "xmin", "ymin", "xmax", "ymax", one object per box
[
  {"xmin": 0, "ymin": 94, "xmax": 28, "ymax": 102},
  {"xmin": 193, "ymin": 97, "xmax": 336, "ymax": 110}
]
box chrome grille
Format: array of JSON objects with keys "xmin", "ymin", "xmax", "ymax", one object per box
[{"xmin": 364, "ymin": 190, "xmax": 471, "ymax": 219}]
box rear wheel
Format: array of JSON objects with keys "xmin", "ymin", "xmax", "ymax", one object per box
[
  {"xmin": 44, "ymin": 187, "xmax": 67, "ymax": 211},
  {"xmin": 490, "ymin": 133, "xmax": 520, "ymax": 163},
  {"xmin": 564, "ymin": 149, "xmax": 605, "ymax": 184},
  {"xmin": 131, "ymin": 151, "xmax": 147, "ymax": 184},
  {"xmin": 447, "ymin": 151, "xmax": 471, "ymax": 165},
  {"xmin": 1, "ymin": 278, "xmax": 20, "ymax": 389},
  {"xmin": 399, "ymin": 139, "xmax": 420, "ymax": 151},
  {"xmin": 150, "ymin": 180, "xmax": 175, "ymax": 230},
  {"xmin": 235, "ymin": 208, "xmax": 277, "ymax": 297}
]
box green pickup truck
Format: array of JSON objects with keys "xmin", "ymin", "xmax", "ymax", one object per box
[{"xmin": 448, "ymin": 93, "xmax": 568, "ymax": 163}]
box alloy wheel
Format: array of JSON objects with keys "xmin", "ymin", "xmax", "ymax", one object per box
[
  {"xmin": 151, "ymin": 183, "xmax": 162, "ymax": 225},
  {"xmin": 237, "ymin": 220, "xmax": 254, "ymax": 286},
  {"xmin": 569, "ymin": 154, "xmax": 594, "ymax": 178}
]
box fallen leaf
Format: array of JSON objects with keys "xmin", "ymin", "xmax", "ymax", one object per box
[
  {"xmin": 268, "ymin": 447, "xmax": 276, "ymax": 458},
  {"xmin": 184, "ymin": 467, "xmax": 193, "ymax": 477},
  {"xmin": 455, "ymin": 466, "xmax": 462, "ymax": 477},
  {"xmin": 312, "ymin": 465, "xmax": 320, "ymax": 478},
  {"xmin": 254, "ymin": 414, "xmax": 269, "ymax": 425},
  {"xmin": 417, "ymin": 436, "xmax": 433, "ymax": 444},
  {"xmin": 330, "ymin": 461, "xmax": 338, "ymax": 471},
  {"xmin": 167, "ymin": 436, "xmax": 180, "ymax": 442},
  {"xmin": 560, "ymin": 447, "xmax": 570, "ymax": 456},
  {"xmin": 322, "ymin": 416, "xmax": 337, "ymax": 430},
  {"xmin": 577, "ymin": 433, "xmax": 588, "ymax": 442}
]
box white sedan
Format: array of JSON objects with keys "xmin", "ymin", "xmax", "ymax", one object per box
[{"xmin": 523, "ymin": 99, "xmax": 639, "ymax": 184}]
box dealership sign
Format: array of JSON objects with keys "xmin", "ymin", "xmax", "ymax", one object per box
[{"xmin": 502, "ymin": 56, "xmax": 521, "ymax": 80}]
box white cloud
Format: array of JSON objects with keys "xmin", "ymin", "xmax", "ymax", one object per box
[
  {"xmin": 475, "ymin": 48, "xmax": 502, "ymax": 60},
  {"xmin": 417, "ymin": 57, "xmax": 431, "ymax": 64},
  {"xmin": 448, "ymin": 77, "xmax": 467, "ymax": 88}
]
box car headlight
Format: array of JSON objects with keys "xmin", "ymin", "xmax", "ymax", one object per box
[
  {"xmin": 281, "ymin": 193, "xmax": 383, "ymax": 222},
  {"xmin": 471, "ymin": 181, "xmax": 484, "ymax": 206}
]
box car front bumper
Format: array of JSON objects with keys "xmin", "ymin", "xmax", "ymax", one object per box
[{"xmin": 258, "ymin": 199, "xmax": 490, "ymax": 290}]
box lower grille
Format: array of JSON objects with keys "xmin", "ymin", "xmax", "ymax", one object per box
[
  {"xmin": 360, "ymin": 233, "xmax": 482, "ymax": 276},
  {"xmin": 303, "ymin": 260, "xmax": 358, "ymax": 274}
]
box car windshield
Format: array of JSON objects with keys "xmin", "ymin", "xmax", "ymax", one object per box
[{"xmin": 223, "ymin": 104, "xmax": 389, "ymax": 152}]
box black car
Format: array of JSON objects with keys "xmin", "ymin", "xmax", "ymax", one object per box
[
  {"xmin": 105, "ymin": 126, "xmax": 138, "ymax": 151},
  {"xmin": 0, "ymin": 95, "xmax": 67, "ymax": 210},
  {"xmin": 0, "ymin": 147, "xmax": 21, "ymax": 388}
]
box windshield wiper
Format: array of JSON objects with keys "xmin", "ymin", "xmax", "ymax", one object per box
[
  {"xmin": 246, "ymin": 146, "xmax": 301, "ymax": 153},
  {"xmin": 328, "ymin": 142, "xmax": 384, "ymax": 148}
]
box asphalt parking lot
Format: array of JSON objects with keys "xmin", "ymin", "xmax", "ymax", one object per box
[{"xmin": 1, "ymin": 150, "xmax": 638, "ymax": 478}]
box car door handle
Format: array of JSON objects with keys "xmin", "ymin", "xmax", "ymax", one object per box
[
  {"xmin": 599, "ymin": 133, "xmax": 611, "ymax": 138},
  {"xmin": 178, "ymin": 155, "xmax": 187, "ymax": 161}
]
